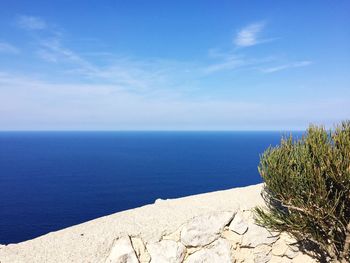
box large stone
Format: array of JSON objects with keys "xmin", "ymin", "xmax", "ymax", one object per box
[
  {"xmin": 228, "ymin": 212, "xmax": 248, "ymax": 235},
  {"xmin": 105, "ymin": 236, "xmax": 139, "ymax": 263},
  {"xmin": 241, "ymin": 209, "xmax": 255, "ymax": 224},
  {"xmin": 253, "ymin": 245, "xmax": 272, "ymax": 263},
  {"xmin": 147, "ymin": 240, "xmax": 186, "ymax": 263},
  {"xmin": 208, "ymin": 238, "xmax": 232, "ymax": 261},
  {"xmin": 254, "ymin": 252, "xmax": 272, "ymax": 263},
  {"xmin": 278, "ymin": 232, "xmax": 299, "ymax": 259},
  {"xmin": 292, "ymin": 253, "xmax": 316, "ymax": 263},
  {"xmin": 279, "ymin": 232, "xmax": 298, "ymax": 245},
  {"xmin": 271, "ymin": 239, "xmax": 289, "ymax": 256},
  {"xmin": 269, "ymin": 255, "xmax": 292, "ymax": 263},
  {"xmin": 234, "ymin": 247, "xmax": 255, "ymax": 263},
  {"xmin": 186, "ymin": 246, "xmax": 202, "ymax": 256},
  {"xmin": 284, "ymin": 248, "xmax": 299, "ymax": 259},
  {"xmin": 184, "ymin": 238, "xmax": 232, "ymax": 263},
  {"xmin": 180, "ymin": 211, "xmax": 235, "ymax": 247},
  {"xmin": 131, "ymin": 237, "xmax": 150, "ymax": 263},
  {"xmin": 163, "ymin": 228, "xmax": 181, "ymax": 242},
  {"xmin": 221, "ymin": 230, "xmax": 242, "ymax": 249},
  {"xmin": 184, "ymin": 249, "xmax": 223, "ymax": 263},
  {"xmin": 241, "ymin": 223, "xmax": 279, "ymax": 247}
]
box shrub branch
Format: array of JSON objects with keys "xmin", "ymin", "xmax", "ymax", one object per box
[{"xmin": 254, "ymin": 121, "xmax": 350, "ymax": 262}]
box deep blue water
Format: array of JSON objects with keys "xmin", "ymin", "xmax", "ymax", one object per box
[{"xmin": 0, "ymin": 131, "xmax": 300, "ymax": 244}]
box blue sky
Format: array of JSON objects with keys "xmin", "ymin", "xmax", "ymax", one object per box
[{"xmin": 0, "ymin": 1, "xmax": 349, "ymax": 130}]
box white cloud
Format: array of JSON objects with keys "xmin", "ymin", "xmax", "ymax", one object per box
[
  {"xmin": 203, "ymin": 55, "xmax": 245, "ymax": 73},
  {"xmin": 293, "ymin": 61, "xmax": 313, "ymax": 67},
  {"xmin": 17, "ymin": 15, "xmax": 47, "ymax": 30},
  {"xmin": 203, "ymin": 21, "xmax": 280, "ymax": 73},
  {"xmin": 261, "ymin": 61, "xmax": 312, "ymax": 73},
  {"xmin": 203, "ymin": 50, "xmax": 276, "ymax": 74},
  {"xmin": 34, "ymin": 34, "xmax": 198, "ymax": 93},
  {"xmin": 37, "ymin": 49, "xmax": 59, "ymax": 63},
  {"xmin": 38, "ymin": 37, "xmax": 95, "ymax": 69},
  {"xmin": 0, "ymin": 42, "xmax": 19, "ymax": 54},
  {"xmin": 234, "ymin": 22, "xmax": 266, "ymax": 47},
  {"xmin": 37, "ymin": 39, "xmax": 163, "ymax": 90}
]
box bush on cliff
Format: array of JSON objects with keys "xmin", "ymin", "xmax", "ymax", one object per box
[{"xmin": 255, "ymin": 121, "xmax": 350, "ymax": 263}]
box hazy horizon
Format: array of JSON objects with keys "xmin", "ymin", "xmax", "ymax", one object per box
[{"xmin": 0, "ymin": 129, "xmax": 305, "ymax": 132}]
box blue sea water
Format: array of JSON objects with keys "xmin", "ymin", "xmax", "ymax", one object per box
[{"xmin": 0, "ymin": 131, "xmax": 300, "ymax": 244}]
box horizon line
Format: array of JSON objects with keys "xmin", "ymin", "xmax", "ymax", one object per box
[{"xmin": 0, "ymin": 129, "xmax": 306, "ymax": 132}]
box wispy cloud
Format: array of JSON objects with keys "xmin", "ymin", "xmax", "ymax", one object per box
[
  {"xmin": 203, "ymin": 55, "xmax": 245, "ymax": 73},
  {"xmin": 261, "ymin": 61, "xmax": 312, "ymax": 73},
  {"xmin": 204, "ymin": 49, "xmax": 275, "ymax": 74},
  {"xmin": 203, "ymin": 21, "xmax": 281, "ymax": 73},
  {"xmin": 0, "ymin": 42, "xmax": 19, "ymax": 54},
  {"xmin": 12, "ymin": 13, "xmax": 312, "ymax": 85},
  {"xmin": 16, "ymin": 15, "xmax": 47, "ymax": 30},
  {"xmin": 38, "ymin": 37, "xmax": 95, "ymax": 69},
  {"xmin": 36, "ymin": 36, "xmax": 169, "ymax": 90},
  {"xmin": 204, "ymin": 21, "xmax": 311, "ymax": 74},
  {"xmin": 234, "ymin": 22, "xmax": 271, "ymax": 47}
]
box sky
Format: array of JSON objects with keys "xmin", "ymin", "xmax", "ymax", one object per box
[{"xmin": 0, "ymin": 1, "xmax": 349, "ymax": 131}]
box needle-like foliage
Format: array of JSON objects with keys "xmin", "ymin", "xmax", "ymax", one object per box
[{"xmin": 255, "ymin": 121, "xmax": 350, "ymax": 262}]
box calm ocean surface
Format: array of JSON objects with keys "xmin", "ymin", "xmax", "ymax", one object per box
[{"xmin": 0, "ymin": 131, "xmax": 301, "ymax": 244}]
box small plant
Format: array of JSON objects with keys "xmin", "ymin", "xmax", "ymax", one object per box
[{"xmin": 255, "ymin": 121, "xmax": 350, "ymax": 262}]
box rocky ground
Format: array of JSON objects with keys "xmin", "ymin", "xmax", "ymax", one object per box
[
  {"xmin": 105, "ymin": 209, "xmax": 316, "ymax": 263},
  {"xmin": 0, "ymin": 184, "xmax": 317, "ymax": 262}
]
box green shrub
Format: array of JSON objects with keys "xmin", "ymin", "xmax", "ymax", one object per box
[{"xmin": 255, "ymin": 121, "xmax": 350, "ymax": 262}]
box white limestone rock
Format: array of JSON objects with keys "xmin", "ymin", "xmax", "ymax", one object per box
[
  {"xmin": 279, "ymin": 232, "xmax": 298, "ymax": 245},
  {"xmin": 272, "ymin": 238, "xmax": 289, "ymax": 256},
  {"xmin": 269, "ymin": 255, "xmax": 292, "ymax": 263},
  {"xmin": 184, "ymin": 238, "xmax": 232, "ymax": 263},
  {"xmin": 184, "ymin": 249, "xmax": 223, "ymax": 263},
  {"xmin": 163, "ymin": 228, "xmax": 181, "ymax": 242},
  {"xmin": 131, "ymin": 237, "xmax": 150, "ymax": 263},
  {"xmin": 221, "ymin": 230, "xmax": 242, "ymax": 249},
  {"xmin": 241, "ymin": 223, "xmax": 279, "ymax": 247},
  {"xmin": 180, "ymin": 211, "xmax": 235, "ymax": 247},
  {"xmin": 241, "ymin": 209, "xmax": 255, "ymax": 224},
  {"xmin": 105, "ymin": 236, "xmax": 139, "ymax": 263},
  {"xmin": 254, "ymin": 253, "xmax": 272, "ymax": 263},
  {"xmin": 253, "ymin": 245, "xmax": 272, "ymax": 263},
  {"xmin": 186, "ymin": 246, "xmax": 202, "ymax": 256},
  {"xmin": 285, "ymin": 248, "xmax": 299, "ymax": 259},
  {"xmin": 278, "ymin": 232, "xmax": 299, "ymax": 259},
  {"xmin": 229, "ymin": 212, "xmax": 248, "ymax": 235},
  {"xmin": 208, "ymin": 238, "xmax": 232, "ymax": 261},
  {"xmin": 287, "ymin": 244, "xmax": 299, "ymax": 252},
  {"xmin": 234, "ymin": 247, "xmax": 255, "ymax": 263},
  {"xmin": 147, "ymin": 240, "xmax": 186, "ymax": 263},
  {"xmin": 292, "ymin": 253, "xmax": 317, "ymax": 263}
]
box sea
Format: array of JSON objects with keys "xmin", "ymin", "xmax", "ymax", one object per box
[{"xmin": 0, "ymin": 131, "xmax": 301, "ymax": 244}]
